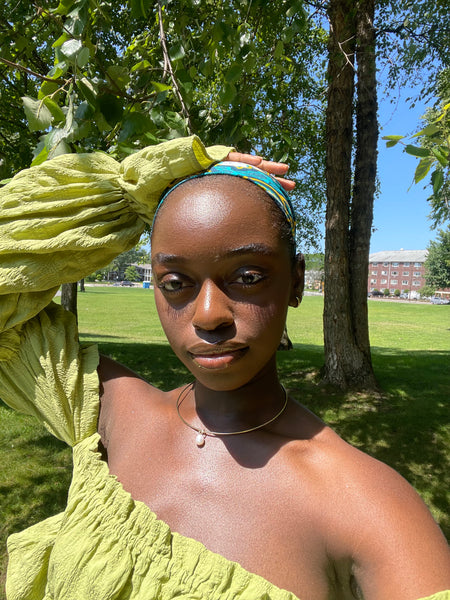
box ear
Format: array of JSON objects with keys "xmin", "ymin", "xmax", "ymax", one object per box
[{"xmin": 288, "ymin": 253, "xmax": 305, "ymax": 307}]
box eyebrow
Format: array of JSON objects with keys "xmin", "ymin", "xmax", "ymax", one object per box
[{"xmin": 152, "ymin": 243, "xmax": 276, "ymax": 265}]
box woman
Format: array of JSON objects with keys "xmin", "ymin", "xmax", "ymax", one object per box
[{"xmin": 0, "ymin": 136, "xmax": 449, "ymax": 600}]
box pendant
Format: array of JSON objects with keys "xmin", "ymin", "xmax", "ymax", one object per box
[{"xmin": 196, "ymin": 432, "xmax": 206, "ymax": 447}]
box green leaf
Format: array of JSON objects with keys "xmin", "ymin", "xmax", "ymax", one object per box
[
  {"xmin": 150, "ymin": 81, "xmax": 172, "ymax": 93},
  {"xmin": 131, "ymin": 60, "xmax": 151, "ymax": 72},
  {"xmin": 411, "ymin": 123, "xmax": 440, "ymax": 138},
  {"xmin": 431, "ymin": 169, "xmax": 444, "ymax": 194},
  {"xmin": 382, "ymin": 135, "xmax": 405, "ymax": 146},
  {"xmin": 107, "ymin": 66, "xmax": 131, "ymax": 90},
  {"xmin": 225, "ymin": 63, "xmax": 243, "ymax": 83},
  {"xmin": 22, "ymin": 96, "xmax": 53, "ymax": 131},
  {"xmin": 43, "ymin": 98, "xmax": 66, "ymax": 123},
  {"xmin": 129, "ymin": 0, "xmax": 151, "ymax": 19},
  {"xmin": 414, "ymin": 157, "xmax": 434, "ymax": 183},
  {"xmin": 60, "ymin": 39, "xmax": 83, "ymax": 63},
  {"xmin": 405, "ymin": 145, "xmax": 431, "ymax": 158},
  {"xmin": 169, "ymin": 42, "xmax": 185, "ymax": 62},
  {"xmin": 431, "ymin": 147, "xmax": 449, "ymax": 167},
  {"xmin": 119, "ymin": 112, "xmax": 153, "ymax": 141},
  {"xmin": 52, "ymin": 0, "xmax": 75, "ymax": 16},
  {"xmin": 31, "ymin": 143, "xmax": 49, "ymax": 167},
  {"xmin": 274, "ymin": 40, "xmax": 284, "ymax": 59},
  {"xmin": 78, "ymin": 78, "xmax": 98, "ymax": 106},
  {"xmin": 47, "ymin": 64, "xmax": 68, "ymax": 79},
  {"xmin": 98, "ymin": 94, "xmax": 123, "ymax": 126},
  {"xmin": 220, "ymin": 82, "xmax": 237, "ymax": 105},
  {"xmin": 38, "ymin": 80, "xmax": 61, "ymax": 100},
  {"xmin": 76, "ymin": 46, "xmax": 90, "ymax": 68}
]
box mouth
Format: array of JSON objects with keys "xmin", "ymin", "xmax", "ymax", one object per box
[{"xmin": 188, "ymin": 346, "xmax": 249, "ymax": 370}]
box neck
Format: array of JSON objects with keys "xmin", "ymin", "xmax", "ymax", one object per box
[{"xmin": 188, "ymin": 369, "xmax": 286, "ymax": 433}]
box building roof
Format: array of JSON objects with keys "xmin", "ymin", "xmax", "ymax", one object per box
[{"xmin": 369, "ymin": 250, "xmax": 427, "ymax": 263}]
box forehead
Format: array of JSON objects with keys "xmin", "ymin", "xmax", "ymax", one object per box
[{"xmin": 152, "ymin": 176, "xmax": 278, "ymax": 246}]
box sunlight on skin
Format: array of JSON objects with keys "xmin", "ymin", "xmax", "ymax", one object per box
[{"xmin": 227, "ymin": 151, "xmax": 296, "ymax": 191}]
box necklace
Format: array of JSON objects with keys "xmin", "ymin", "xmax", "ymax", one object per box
[{"xmin": 176, "ymin": 383, "xmax": 289, "ymax": 447}]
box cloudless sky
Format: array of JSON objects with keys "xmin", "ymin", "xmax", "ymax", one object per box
[{"xmin": 371, "ymin": 89, "xmax": 438, "ymax": 254}]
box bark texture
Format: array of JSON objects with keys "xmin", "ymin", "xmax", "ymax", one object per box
[
  {"xmin": 322, "ymin": 0, "xmax": 377, "ymax": 390},
  {"xmin": 61, "ymin": 282, "xmax": 78, "ymax": 320}
]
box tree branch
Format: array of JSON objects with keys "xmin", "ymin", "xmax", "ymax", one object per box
[
  {"xmin": 0, "ymin": 56, "xmax": 68, "ymax": 84},
  {"xmin": 157, "ymin": 1, "xmax": 193, "ymax": 133}
]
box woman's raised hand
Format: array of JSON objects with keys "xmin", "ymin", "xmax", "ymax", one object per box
[{"xmin": 226, "ymin": 152, "xmax": 296, "ymax": 191}]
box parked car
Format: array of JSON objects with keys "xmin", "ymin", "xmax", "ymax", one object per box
[
  {"xmin": 120, "ymin": 280, "xmax": 134, "ymax": 287},
  {"xmin": 368, "ymin": 290, "xmax": 384, "ymax": 297},
  {"xmin": 430, "ymin": 296, "xmax": 450, "ymax": 305}
]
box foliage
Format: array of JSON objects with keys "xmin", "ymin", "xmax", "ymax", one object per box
[
  {"xmin": 424, "ymin": 227, "xmax": 450, "ymax": 289},
  {"xmin": 124, "ymin": 265, "xmax": 140, "ymax": 282},
  {"xmin": 394, "ymin": 289, "xmax": 400, "ymax": 296},
  {"xmin": 376, "ymin": 0, "xmax": 450, "ymax": 100},
  {"xmin": 383, "ymin": 288, "xmax": 390, "ymax": 296},
  {"xmin": 0, "ymin": 0, "xmax": 327, "ymax": 249},
  {"xmin": 418, "ymin": 284, "xmax": 435, "ymax": 298},
  {"xmin": 382, "ymin": 78, "xmax": 450, "ymax": 229},
  {"xmin": 303, "ymin": 252, "xmax": 324, "ymax": 271}
]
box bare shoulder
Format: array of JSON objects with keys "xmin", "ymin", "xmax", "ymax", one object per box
[
  {"xmin": 97, "ymin": 354, "xmax": 168, "ymax": 444},
  {"xmin": 298, "ymin": 425, "xmax": 450, "ymax": 599}
]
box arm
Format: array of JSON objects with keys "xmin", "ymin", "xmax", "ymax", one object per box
[{"xmin": 338, "ymin": 451, "xmax": 450, "ymax": 599}]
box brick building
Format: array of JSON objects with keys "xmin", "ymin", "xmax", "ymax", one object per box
[{"xmin": 368, "ymin": 250, "xmax": 427, "ymax": 296}]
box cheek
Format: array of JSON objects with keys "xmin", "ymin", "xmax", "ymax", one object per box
[{"xmin": 247, "ymin": 301, "xmax": 288, "ymax": 339}]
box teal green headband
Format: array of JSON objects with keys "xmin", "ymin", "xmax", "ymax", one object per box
[{"xmin": 156, "ymin": 160, "xmax": 297, "ymax": 240}]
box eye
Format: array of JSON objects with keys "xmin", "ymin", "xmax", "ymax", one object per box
[
  {"xmin": 235, "ymin": 271, "xmax": 265, "ymax": 285},
  {"xmin": 156, "ymin": 275, "xmax": 192, "ymax": 293}
]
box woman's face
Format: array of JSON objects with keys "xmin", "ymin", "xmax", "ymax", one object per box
[{"xmin": 151, "ymin": 176, "xmax": 303, "ymax": 391}]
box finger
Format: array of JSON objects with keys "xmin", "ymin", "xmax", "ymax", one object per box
[
  {"xmin": 257, "ymin": 159, "xmax": 289, "ymax": 176},
  {"xmin": 226, "ymin": 152, "xmax": 263, "ymax": 166},
  {"xmin": 275, "ymin": 177, "xmax": 296, "ymax": 191}
]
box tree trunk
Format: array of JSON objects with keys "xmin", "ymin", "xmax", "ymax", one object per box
[
  {"xmin": 61, "ymin": 282, "xmax": 78, "ymax": 320},
  {"xmin": 79, "ymin": 278, "xmax": 85, "ymax": 292},
  {"xmin": 349, "ymin": 0, "xmax": 378, "ymax": 384},
  {"xmin": 322, "ymin": 0, "xmax": 377, "ymax": 390}
]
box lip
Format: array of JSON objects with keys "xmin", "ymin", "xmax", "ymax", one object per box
[{"xmin": 188, "ymin": 345, "xmax": 249, "ymax": 370}]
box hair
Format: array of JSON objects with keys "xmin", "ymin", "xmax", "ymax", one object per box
[{"xmin": 151, "ymin": 174, "xmax": 297, "ymax": 265}]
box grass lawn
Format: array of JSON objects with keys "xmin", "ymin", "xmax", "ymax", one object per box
[{"xmin": 1, "ymin": 287, "xmax": 449, "ymax": 594}]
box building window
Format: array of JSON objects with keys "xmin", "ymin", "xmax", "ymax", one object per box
[
  {"xmin": 403, "ymin": 262, "xmax": 410, "ymax": 267},
  {"xmin": 371, "ymin": 279, "xmax": 377, "ymax": 284},
  {"xmin": 381, "ymin": 279, "xmax": 387, "ymax": 284},
  {"xmin": 381, "ymin": 270, "xmax": 387, "ymax": 275},
  {"xmin": 392, "ymin": 271, "xmax": 398, "ymax": 276},
  {"xmin": 403, "ymin": 271, "xmax": 409, "ymax": 276},
  {"xmin": 414, "ymin": 271, "xmax": 421, "ymax": 277},
  {"xmin": 391, "ymin": 279, "xmax": 398, "ymax": 285},
  {"xmin": 383, "ymin": 262, "xmax": 389, "ymax": 267},
  {"xmin": 372, "ymin": 262, "xmax": 378, "ymax": 266},
  {"xmin": 414, "ymin": 262, "xmax": 421, "ymax": 267},
  {"xmin": 402, "ymin": 280, "xmax": 409, "ymax": 285},
  {"xmin": 392, "ymin": 262, "xmax": 399, "ymax": 267},
  {"xmin": 413, "ymin": 281, "xmax": 420, "ymax": 286},
  {"xmin": 371, "ymin": 270, "xmax": 378, "ymax": 275}
]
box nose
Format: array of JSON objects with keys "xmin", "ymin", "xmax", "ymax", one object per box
[{"xmin": 192, "ymin": 280, "xmax": 234, "ymax": 331}]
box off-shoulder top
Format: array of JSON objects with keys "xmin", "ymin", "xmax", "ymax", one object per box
[{"xmin": 0, "ymin": 136, "xmax": 448, "ymax": 600}]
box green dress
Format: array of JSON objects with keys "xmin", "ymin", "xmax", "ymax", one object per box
[{"xmin": 0, "ymin": 137, "xmax": 448, "ymax": 600}]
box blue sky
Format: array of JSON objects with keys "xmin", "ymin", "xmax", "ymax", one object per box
[{"xmin": 371, "ymin": 91, "xmax": 438, "ymax": 254}]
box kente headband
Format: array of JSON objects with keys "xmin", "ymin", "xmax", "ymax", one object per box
[{"xmin": 156, "ymin": 161, "xmax": 297, "ymax": 239}]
